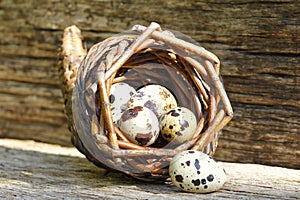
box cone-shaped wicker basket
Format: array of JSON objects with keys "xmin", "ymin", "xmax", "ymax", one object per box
[{"xmin": 59, "ymin": 22, "xmax": 233, "ymax": 182}]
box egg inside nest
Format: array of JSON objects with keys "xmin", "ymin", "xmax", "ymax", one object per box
[
  {"xmin": 109, "ymin": 82, "xmax": 200, "ymax": 148},
  {"xmin": 109, "ymin": 82, "xmax": 136, "ymax": 125},
  {"xmin": 159, "ymin": 107, "xmax": 197, "ymax": 144},
  {"xmin": 118, "ymin": 106, "xmax": 160, "ymax": 146},
  {"xmin": 127, "ymin": 84, "xmax": 178, "ymax": 117}
]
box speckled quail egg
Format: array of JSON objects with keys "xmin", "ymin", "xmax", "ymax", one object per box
[
  {"xmin": 169, "ymin": 150, "xmax": 227, "ymax": 193},
  {"xmin": 159, "ymin": 107, "xmax": 197, "ymax": 144},
  {"xmin": 109, "ymin": 82, "xmax": 136, "ymax": 125},
  {"xmin": 127, "ymin": 84, "xmax": 177, "ymax": 117},
  {"xmin": 119, "ymin": 106, "xmax": 159, "ymax": 146}
]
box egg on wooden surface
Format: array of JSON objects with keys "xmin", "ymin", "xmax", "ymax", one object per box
[
  {"xmin": 119, "ymin": 106, "xmax": 159, "ymax": 146},
  {"xmin": 109, "ymin": 82, "xmax": 136, "ymax": 125},
  {"xmin": 169, "ymin": 150, "xmax": 227, "ymax": 193},
  {"xmin": 159, "ymin": 107, "xmax": 197, "ymax": 144},
  {"xmin": 127, "ymin": 84, "xmax": 177, "ymax": 117}
]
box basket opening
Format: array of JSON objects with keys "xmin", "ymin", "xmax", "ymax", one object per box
[
  {"xmin": 95, "ymin": 48, "xmax": 208, "ymax": 149},
  {"xmin": 119, "ymin": 49, "xmax": 202, "ymax": 120}
]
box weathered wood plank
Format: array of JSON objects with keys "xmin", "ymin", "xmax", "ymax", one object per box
[
  {"xmin": 0, "ymin": 139, "xmax": 299, "ymax": 200},
  {"xmin": 0, "ymin": 0, "xmax": 299, "ymax": 168}
]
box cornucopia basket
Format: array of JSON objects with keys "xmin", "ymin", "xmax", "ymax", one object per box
[{"xmin": 58, "ymin": 22, "xmax": 233, "ymax": 182}]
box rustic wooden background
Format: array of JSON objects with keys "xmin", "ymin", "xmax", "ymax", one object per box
[{"xmin": 0, "ymin": 0, "xmax": 299, "ymax": 169}]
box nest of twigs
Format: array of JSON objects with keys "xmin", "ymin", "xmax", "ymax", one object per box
[{"xmin": 59, "ymin": 22, "xmax": 233, "ymax": 182}]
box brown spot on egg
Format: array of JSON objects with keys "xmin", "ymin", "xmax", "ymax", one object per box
[
  {"xmin": 175, "ymin": 175, "xmax": 184, "ymax": 182},
  {"xmin": 175, "ymin": 131, "xmax": 182, "ymax": 136},
  {"xmin": 185, "ymin": 161, "xmax": 190, "ymax": 166},
  {"xmin": 194, "ymin": 159, "xmax": 200, "ymax": 170},
  {"xmin": 159, "ymin": 89, "xmax": 171, "ymax": 99},
  {"xmin": 128, "ymin": 99, "xmax": 134, "ymax": 104},
  {"xmin": 179, "ymin": 120, "xmax": 189, "ymax": 131},
  {"xmin": 144, "ymin": 100, "xmax": 157, "ymax": 115},
  {"xmin": 192, "ymin": 179, "xmax": 200, "ymax": 186},
  {"xmin": 121, "ymin": 106, "xmax": 143, "ymax": 122},
  {"xmin": 168, "ymin": 110, "xmax": 179, "ymax": 117},
  {"xmin": 135, "ymin": 132, "xmax": 153, "ymax": 146},
  {"xmin": 207, "ymin": 174, "xmax": 214, "ymax": 182},
  {"xmin": 146, "ymin": 122, "xmax": 152, "ymax": 130},
  {"xmin": 109, "ymin": 94, "xmax": 115, "ymax": 104},
  {"xmin": 135, "ymin": 91, "xmax": 145, "ymax": 98},
  {"xmin": 164, "ymin": 103, "xmax": 174, "ymax": 111}
]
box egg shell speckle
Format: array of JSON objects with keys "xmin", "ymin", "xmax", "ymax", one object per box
[
  {"xmin": 119, "ymin": 106, "xmax": 159, "ymax": 146},
  {"xmin": 169, "ymin": 150, "xmax": 227, "ymax": 193},
  {"xmin": 127, "ymin": 85, "xmax": 177, "ymax": 117},
  {"xmin": 109, "ymin": 83, "xmax": 136, "ymax": 125},
  {"xmin": 159, "ymin": 107, "xmax": 197, "ymax": 144}
]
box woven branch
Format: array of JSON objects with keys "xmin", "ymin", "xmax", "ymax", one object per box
[{"xmin": 60, "ymin": 22, "xmax": 233, "ymax": 181}]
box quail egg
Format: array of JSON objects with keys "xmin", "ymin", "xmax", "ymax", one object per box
[
  {"xmin": 169, "ymin": 150, "xmax": 227, "ymax": 193},
  {"xmin": 109, "ymin": 82, "xmax": 136, "ymax": 125},
  {"xmin": 127, "ymin": 84, "xmax": 177, "ymax": 117},
  {"xmin": 159, "ymin": 107, "xmax": 197, "ymax": 144},
  {"xmin": 119, "ymin": 106, "xmax": 159, "ymax": 146}
]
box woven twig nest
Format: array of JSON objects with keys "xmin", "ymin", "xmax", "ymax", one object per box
[{"xmin": 59, "ymin": 22, "xmax": 233, "ymax": 182}]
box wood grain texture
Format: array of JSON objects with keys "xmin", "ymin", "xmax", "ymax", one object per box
[
  {"xmin": 0, "ymin": 1, "xmax": 299, "ymax": 168},
  {"xmin": 0, "ymin": 139, "xmax": 299, "ymax": 200}
]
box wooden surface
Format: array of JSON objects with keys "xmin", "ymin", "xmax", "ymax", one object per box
[
  {"xmin": 0, "ymin": 1, "xmax": 299, "ymax": 168},
  {"xmin": 0, "ymin": 139, "xmax": 299, "ymax": 200}
]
